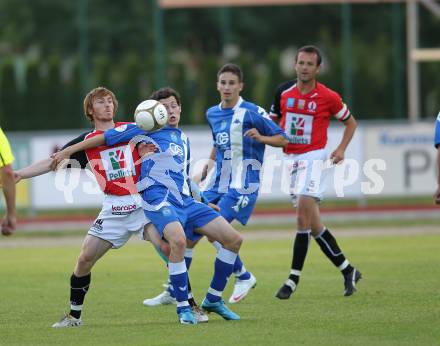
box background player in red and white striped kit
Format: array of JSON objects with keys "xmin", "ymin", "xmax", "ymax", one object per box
[{"xmin": 270, "ymin": 45, "xmax": 362, "ymax": 299}]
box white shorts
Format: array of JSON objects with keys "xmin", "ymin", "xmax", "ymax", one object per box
[
  {"xmin": 285, "ymin": 148, "xmax": 331, "ymax": 204},
  {"xmin": 89, "ymin": 194, "xmax": 150, "ymax": 249}
]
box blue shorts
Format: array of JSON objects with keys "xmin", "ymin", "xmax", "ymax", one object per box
[
  {"xmin": 143, "ymin": 197, "xmax": 219, "ymax": 241},
  {"xmin": 203, "ymin": 189, "xmax": 258, "ymax": 225}
]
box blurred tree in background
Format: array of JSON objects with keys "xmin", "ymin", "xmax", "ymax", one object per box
[
  {"xmin": 0, "ymin": 59, "xmax": 21, "ymax": 129},
  {"xmin": 0, "ymin": 1, "xmax": 439, "ymax": 130}
]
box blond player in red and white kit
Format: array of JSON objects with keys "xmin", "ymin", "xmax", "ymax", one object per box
[
  {"xmin": 15, "ymin": 87, "xmax": 157, "ymax": 328},
  {"xmin": 270, "ymin": 45, "xmax": 362, "ymax": 299}
]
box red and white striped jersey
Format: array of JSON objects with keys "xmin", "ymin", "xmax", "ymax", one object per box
[
  {"xmin": 84, "ymin": 122, "xmax": 141, "ymax": 195},
  {"xmin": 270, "ymin": 81, "xmax": 351, "ymax": 154}
]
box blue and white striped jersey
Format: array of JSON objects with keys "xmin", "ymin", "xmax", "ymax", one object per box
[
  {"xmin": 104, "ymin": 123, "xmax": 191, "ymax": 207},
  {"xmin": 205, "ymin": 97, "xmax": 284, "ymax": 194}
]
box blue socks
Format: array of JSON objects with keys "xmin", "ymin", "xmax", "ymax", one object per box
[
  {"xmin": 168, "ymin": 261, "xmax": 189, "ymax": 313},
  {"xmin": 213, "ymin": 240, "xmax": 250, "ymax": 280},
  {"xmin": 167, "ymin": 248, "xmax": 193, "ymax": 300},
  {"xmin": 206, "ymin": 248, "xmax": 237, "ymax": 302},
  {"xmin": 233, "ymin": 256, "xmax": 251, "ymax": 280}
]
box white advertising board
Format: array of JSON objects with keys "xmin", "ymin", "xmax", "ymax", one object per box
[
  {"xmin": 10, "ymin": 121, "xmax": 436, "ymax": 209},
  {"xmin": 30, "ymin": 132, "xmax": 104, "ymax": 208},
  {"xmin": 363, "ymin": 123, "xmax": 436, "ymax": 196}
]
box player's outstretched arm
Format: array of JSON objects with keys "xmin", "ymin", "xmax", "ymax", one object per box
[
  {"xmin": 15, "ymin": 158, "xmax": 53, "ymax": 182},
  {"xmin": 51, "ymin": 134, "xmax": 105, "ymax": 170},
  {"xmin": 330, "ymin": 115, "xmax": 357, "ymax": 164}
]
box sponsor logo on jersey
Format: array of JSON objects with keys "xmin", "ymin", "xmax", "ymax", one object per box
[
  {"xmin": 287, "ymin": 98, "xmax": 295, "ymax": 108},
  {"xmin": 169, "ymin": 143, "xmax": 184, "ymax": 158},
  {"xmin": 291, "ymin": 116, "xmax": 305, "ymax": 136},
  {"xmin": 298, "ymin": 99, "xmax": 306, "ymax": 110},
  {"xmin": 108, "ymin": 169, "xmax": 136, "ymax": 180},
  {"xmin": 100, "ymin": 146, "xmax": 136, "ymax": 182},
  {"xmin": 216, "ymin": 132, "xmax": 229, "ymax": 146},
  {"xmin": 111, "ymin": 204, "xmax": 137, "ymax": 215},
  {"xmin": 285, "ymin": 113, "xmax": 313, "ymax": 145},
  {"xmin": 307, "ymin": 101, "xmax": 317, "ymax": 112},
  {"xmin": 109, "ymin": 150, "xmax": 126, "ymax": 169}
]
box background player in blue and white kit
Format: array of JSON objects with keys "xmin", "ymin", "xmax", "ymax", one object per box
[
  {"xmin": 434, "ymin": 111, "xmax": 440, "ymax": 204},
  {"xmin": 53, "ymin": 88, "xmax": 244, "ymax": 324},
  {"xmin": 199, "ymin": 64, "xmax": 287, "ymax": 303}
]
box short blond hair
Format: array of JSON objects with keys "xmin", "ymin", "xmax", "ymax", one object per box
[{"xmin": 83, "ymin": 87, "xmax": 118, "ymax": 122}]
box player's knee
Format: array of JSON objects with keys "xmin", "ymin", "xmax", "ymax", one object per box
[
  {"xmin": 77, "ymin": 254, "xmax": 95, "ymax": 271},
  {"xmin": 2, "ymin": 164, "xmax": 14, "ymax": 178},
  {"xmin": 234, "ymin": 233, "xmax": 243, "ymax": 250},
  {"xmin": 169, "ymin": 233, "xmax": 186, "ymax": 251},
  {"xmin": 160, "ymin": 241, "xmax": 171, "ymax": 258},
  {"xmin": 296, "ymin": 207, "xmax": 312, "ymax": 229},
  {"xmin": 224, "ymin": 231, "xmax": 242, "ymax": 252},
  {"xmin": 310, "ymin": 221, "xmax": 324, "ymax": 236},
  {"xmin": 296, "ymin": 214, "xmax": 308, "ymax": 229}
]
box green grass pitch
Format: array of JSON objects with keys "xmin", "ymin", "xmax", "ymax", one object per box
[{"xmin": 1, "ymin": 233, "xmax": 439, "ymax": 345}]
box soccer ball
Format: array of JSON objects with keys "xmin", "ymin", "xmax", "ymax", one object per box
[{"xmin": 134, "ymin": 99, "xmax": 168, "ymax": 132}]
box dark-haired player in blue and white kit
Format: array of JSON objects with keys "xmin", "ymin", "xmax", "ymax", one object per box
[
  {"xmin": 144, "ymin": 65, "xmax": 287, "ymax": 306},
  {"xmin": 197, "ymin": 64, "xmax": 287, "ymax": 303},
  {"xmin": 434, "ymin": 111, "xmax": 440, "ymax": 204},
  {"xmin": 53, "ymin": 88, "xmax": 243, "ymax": 325}
]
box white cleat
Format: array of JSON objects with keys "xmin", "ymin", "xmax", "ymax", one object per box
[
  {"xmin": 228, "ymin": 273, "xmax": 257, "ymax": 304},
  {"xmin": 52, "ymin": 314, "xmax": 82, "ymax": 328},
  {"xmin": 143, "ymin": 289, "xmax": 176, "ymax": 307},
  {"xmin": 192, "ymin": 306, "xmax": 209, "ymax": 323}
]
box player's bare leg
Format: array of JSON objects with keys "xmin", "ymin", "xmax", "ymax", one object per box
[{"xmin": 74, "ymin": 235, "xmax": 113, "ymax": 276}]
